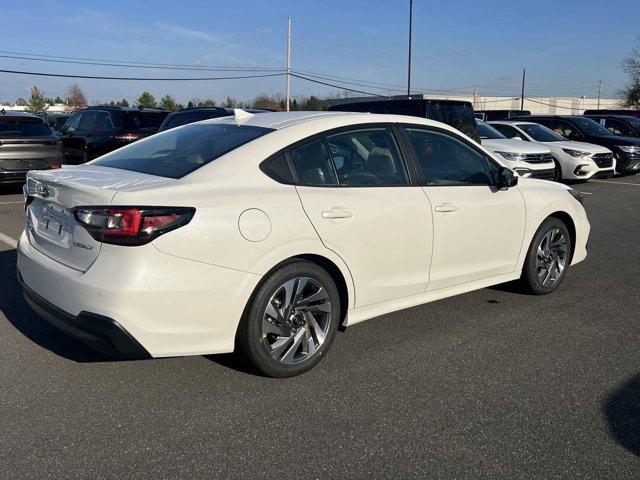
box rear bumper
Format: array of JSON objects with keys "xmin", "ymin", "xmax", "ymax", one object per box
[
  {"xmin": 0, "ymin": 170, "xmax": 28, "ymax": 184},
  {"xmin": 16, "ymin": 230, "xmax": 261, "ymax": 357},
  {"xmin": 19, "ymin": 272, "xmax": 150, "ymax": 359}
]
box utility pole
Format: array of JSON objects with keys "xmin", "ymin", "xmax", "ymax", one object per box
[
  {"xmin": 520, "ymin": 68, "xmax": 526, "ymax": 110},
  {"xmin": 286, "ymin": 18, "xmax": 291, "ymax": 111},
  {"xmin": 597, "ymin": 79, "xmax": 602, "ymax": 110},
  {"xmin": 407, "ymin": 0, "xmax": 413, "ymax": 97},
  {"xmin": 472, "ymin": 84, "xmax": 477, "ymax": 108}
]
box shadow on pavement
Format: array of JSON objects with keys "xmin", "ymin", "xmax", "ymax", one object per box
[
  {"xmin": 0, "ymin": 248, "xmax": 110, "ymax": 362},
  {"xmin": 602, "ymin": 374, "xmax": 640, "ymax": 457}
]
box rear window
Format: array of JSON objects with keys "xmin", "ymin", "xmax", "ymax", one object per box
[
  {"xmin": 122, "ymin": 112, "xmax": 168, "ymax": 131},
  {"xmin": 91, "ymin": 123, "xmax": 273, "ymax": 178},
  {"xmin": 0, "ymin": 119, "xmax": 51, "ymax": 136},
  {"xmin": 162, "ymin": 111, "xmax": 229, "ymax": 131}
]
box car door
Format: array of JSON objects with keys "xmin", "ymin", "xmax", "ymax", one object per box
[
  {"xmin": 59, "ymin": 112, "xmax": 87, "ymax": 164},
  {"xmin": 291, "ymin": 125, "xmax": 433, "ymax": 308},
  {"xmin": 401, "ymin": 125, "xmax": 526, "ymax": 291}
]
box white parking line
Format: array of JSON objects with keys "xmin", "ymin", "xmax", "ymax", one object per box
[
  {"xmin": 0, "ymin": 201, "xmax": 24, "ymax": 205},
  {"xmin": 0, "ymin": 231, "xmax": 18, "ymax": 249},
  {"xmin": 591, "ymin": 180, "xmax": 640, "ymax": 187}
]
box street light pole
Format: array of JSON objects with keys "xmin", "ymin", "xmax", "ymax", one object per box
[
  {"xmin": 520, "ymin": 68, "xmax": 526, "ymax": 110},
  {"xmin": 407, "ymin": 0, "xmax": 413, "ymax": 97},
  {"xmin": 286, "ymin": 18, "xmax": 291, "ymax": 111}
]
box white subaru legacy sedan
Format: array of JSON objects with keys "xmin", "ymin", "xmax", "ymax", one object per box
[{"xmin": 17, "ymin": 111, "xmax": 590, "ymax": 377}]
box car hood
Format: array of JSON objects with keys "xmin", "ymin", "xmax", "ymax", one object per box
[
  {"xmin": 481, "ymin": 138, "xmax": 551, "ymax": 154},
  {"xmin": 589, "ymin": 134, "xmax": 640, "ymax": 146},
  {"xmin": 540, "ymin": 140, "xmax": 611, "ymax": 154}
]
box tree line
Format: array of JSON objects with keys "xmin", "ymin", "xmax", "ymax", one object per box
[{"xmin": 9, "ymin": 83, "xmax": 356, "ymax": 114}]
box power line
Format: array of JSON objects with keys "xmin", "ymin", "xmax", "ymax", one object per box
[
  {"xmin": 0, "ymin": 50, "xmax": 282, "ymax": 72},
  {"xmin": 290, "ymin": 73, "xmax": 382, "ymax": 96},
  {"xmin": 0, "ymin": 68, "xmax": 285, "ymax": 81}
]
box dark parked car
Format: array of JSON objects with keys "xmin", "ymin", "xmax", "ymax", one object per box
[
  {"xmin": 0, "ymin": 110, "xmax": 62, "ymax": 186},
  {"xmin": 474, "ymin": 109, "xmax": 531, "ymax": 121},
  {"xmin": 583, "ymin": 109, "xmax": 640, "ymax": 117},
  {"xmin": 328, "ymin": 98, "xmax": 480, "ymax": 142},
  {"xmin": 158, "ymin": 107, "xmax": 270, "ymax": 132},
  {"xmin": 511, "ymin": 115, "xmax": 640, "ymax": 175},
  {"xmin": 584, "ymin": 114, "xmax": 640, "ymax": 137},
  {"xmin": 39, "ymin": 113, "xmax": 70, "ymax": 133},
  {"xmin": 59, "ymin": 106, "xmax": 169, "ymax": 164}
]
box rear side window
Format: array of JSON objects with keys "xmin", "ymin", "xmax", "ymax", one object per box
[
  {"xmin": 78, "ymin": 111, "xmax": 112, "ymax": 131},
  {"xmin": 290, "ymin": 139, "xmax": 338, "ymax": 186},
  {"xmin": 260, "ymin": 154, "xmax": 294, "ymax": 184},
  {"xmin": 122, "ymin": 112, "xmax": 168, "ymax": 131},
  {"xmin": 0, "ymin": 119, "xmax": 51, "ymax": 136},
  {"xmin": 326, "ymin": 127, "xmax": 409, "ymax": 185},
  {"xmin": 91, "ymin": 123, "xmax": 273, "ymax": 179},
  {"xmin": 405, "ymin": 128, "xmax": 495, "ymax": 186}
]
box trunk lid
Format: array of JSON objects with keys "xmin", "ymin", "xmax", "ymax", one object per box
[
  {"xmin": 0, "ymin": 136, "xmax": 62, "ymax": 170},
  {"xmin": 25, "ymin": 166, "xmax": 173, "ymax": 271}
]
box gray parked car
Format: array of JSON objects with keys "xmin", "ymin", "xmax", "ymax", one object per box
[{"xmin": 0, "ymin": 110, "xmax": 62, "ymax": 186}]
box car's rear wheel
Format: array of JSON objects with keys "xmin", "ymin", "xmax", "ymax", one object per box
[
  {"xmin": 237, "ymin": 260, "xmax": 340, "ymax": 377},
  {"xmin": 521, "ymin": 217, "xmax": 572, "ymax": 295}
]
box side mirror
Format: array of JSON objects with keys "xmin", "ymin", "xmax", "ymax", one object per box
[{"xmin": 497, "ymin": 166, "xmax": 518, "ymax": 189}]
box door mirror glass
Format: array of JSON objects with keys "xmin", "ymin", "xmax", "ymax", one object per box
[{"xmin": 497, "ymin": 166, "xmax": 518, "ymax": 189}]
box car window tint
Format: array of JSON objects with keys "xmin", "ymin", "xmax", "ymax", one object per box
[
  {"xmin": 64, "ymin": 113, "xmax": 82, "ymax": 132},
  {"xmin": 493, "ymin": 124, "xmax": 526, "ymax": 140},
  {"xmin": 165, "ymin": 111, "xmax": 227, "ymax": 130},
  {"xmin": 605, "ymin": 119, "xmax": 633, "ymax": 136},
  {"xmin": 78, "ymin": 111, "xmax": 97, "ymax": 130},
  {"xmin": 0, "ymin": 119, "xmax": 51, "ymax": 136},
  {"xmin": 405, "ymin": 128, "xmax": 495, "ymax": 186},
  {"xmin": 290, "ymin": 139, "xmax": 337, "ymax": 186},
  {"xmin": 551, "ymin": 120, "xmax": 582, "ymax": 140},
  {"xmin": 122, "ymin": 112, "xmax": 167, "ymax": 131},
  {"xmin": 326, "ymin": 127, "xmax": 409, "ymax": 186},
  {"xmin": 91, "ymin": 124, "xmax": 273, "ymax": 179}
]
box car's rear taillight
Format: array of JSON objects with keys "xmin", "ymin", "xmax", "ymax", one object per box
[
  {"xmin": 114, "ymin": 133, "xmax": 140, "ymax": 142},
  {"xmin": 50, "ymin": 163, "xmax": 61, "ymax": 169},
  {"xmin": 72, "ymin": 206, "xmax": 195, "ymax": 246}
]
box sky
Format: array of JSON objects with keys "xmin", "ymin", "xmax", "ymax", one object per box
[{"xmin": 0, "ymin": 0, "xmax": 639, "ymax": 105}]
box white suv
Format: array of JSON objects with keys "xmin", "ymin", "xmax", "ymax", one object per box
[
  {"xmin": 476, "ymin": 120, "xmax": 555, "ymax": 180},
  {"xmin": 490, "ymin": 121, "xmax": 615, "ymax": 181}
]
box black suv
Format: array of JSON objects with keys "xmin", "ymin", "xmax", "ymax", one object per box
[
  {"xmin": 584, "ymin": 114, "xmax": 640, "ymax": 138},
  {"xmin": 59, "ymin": 106, "xmax": 169, "ymax": 164},
  {"xmin": 511, "ymin": 115, "xmax": 640, "ymax": 175},
  {"xmin": 158, "ymin": 107, "xmax": 269, "ymax": 132},
  {"xmin": 583, "ymin": 109, "xmax": 640, "ymax": 117},
  {"xmin": 474, "ymin": 109, "xmax": 531, "ymax": 121},
  {"xmin": 328, "ymin": 98, "xmax": 480, "ymax": 142}
]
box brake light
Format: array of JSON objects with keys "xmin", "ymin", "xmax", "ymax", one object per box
[
  {"xmin": 114, "ymin": 133, "xmax": 140, "ymax": 142},
  {"xmin": 72, "ymin": 206, "xmax": 195, "ymax": 246},
  {"xmin": 50, "ymin": 163, "xmax": 61, "ymax": 169}
]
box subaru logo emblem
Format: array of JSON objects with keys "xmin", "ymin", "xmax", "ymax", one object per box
[{"xmin": 40, "ymin": 185, "xmax": 50, "ymax": 198}]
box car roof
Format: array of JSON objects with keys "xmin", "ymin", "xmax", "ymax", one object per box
[
  {"xmin": 80, "ymin": 105, "xmax": 168, "ymax": 113},
  {"xmin": 584, "ymin": 114, "xmax": 638, "ymax": 120},
  {"xmin": 197, "ymin": 109, "xmax": 460, "ymax": 132},
  {"xmin": 489, "ymin": 120, "xmax": 537, "ymax": 126},
  {"xmin": 0, "ymin": 110, "xmax": 45, "ymax": 121}
]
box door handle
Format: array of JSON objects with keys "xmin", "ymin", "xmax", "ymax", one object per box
[
  {"xmin": 434, "ymin": 203, "xmax": 459, "ymax": 213},
  {"xmin": 322, "ymin": 210, "xmax": 353, "ymax": 219}
]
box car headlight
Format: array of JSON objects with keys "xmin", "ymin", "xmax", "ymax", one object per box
[
  {"xmin": 562, "ymin": 148, "xmax": 590, "ymax": 158},
  {"xmin": 495, "ymin": 151, "xmax": 527, "ymax": 162},
  {"xmin": 616, "ymin": 145, "xmax": 640, "ymax": 153}
]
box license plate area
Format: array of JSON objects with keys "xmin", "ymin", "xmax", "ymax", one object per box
[{"xmin": 36, "ymin": 202, "xmax": 75, "ymax": 243}]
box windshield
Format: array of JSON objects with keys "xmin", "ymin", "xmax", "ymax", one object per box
[
  {"xmin": 476, "ymin": 120, "xmax": 506, "ymax": 139},
  {"xmin": 570, "ymin": 117, "xmax": 613, "ymax": 136},
  {"xmin": 0, "ymin": 119, "xmax": 52, "ymax": 136},
  {"xmin": 122, "ymin": 112, "xmax": 168, "ymax": 131},
  {"xmin": 91, "ymin": 123, "xmax": 273, "ymax": 178},
  {"xmin": 517, "ymin": 123, "xmax": 565, "ymax": 142}
]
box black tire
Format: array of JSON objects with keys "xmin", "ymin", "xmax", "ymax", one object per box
[
  {"xmin": 521, "ymin": 217, "xmax": 572, "ymax": 295},
  {"xmin": 552, "ymin": 160, "xmax": 563, "ymax": 182},
  {"xmin": 237, "ymin": 260, "xmax": 340, "ymax": 377}
]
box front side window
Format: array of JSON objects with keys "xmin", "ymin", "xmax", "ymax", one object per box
[
  {"xmin": 290, "ymin": 139, "xmax": 338, "ymax": 186},
  {"xmin": 604, "ymin": 119, "xmax": 633, "ymax": 136},
  {"xmin": 91, "ymin": 123, "xmax": 273, "ymax": 179},
  {"xmin": 79, "ymin": 111, "xmax": 112, "ymax": 131},
  {"xmin": 326, "ymin": 127, "xmax": 409, "ymax": 186},
  {"xmin": 63, "ymin": 112, "xmax": 82, "ymax": 133},
  {"xmin": 405, "ymin": 128, "xmax": 496, "ymax": 186}
]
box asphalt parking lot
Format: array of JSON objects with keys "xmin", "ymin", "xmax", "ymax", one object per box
[{"xmin": 1, "ymin": 177, "xmax": 639, "ymax": 479}]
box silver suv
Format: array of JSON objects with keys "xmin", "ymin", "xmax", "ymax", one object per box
[{"xmin": 0, "ymin": 110, "xmax": 63, "ymax": 186}]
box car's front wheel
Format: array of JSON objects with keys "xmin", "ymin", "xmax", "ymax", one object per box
[
  {"xmin": 521, "ymin": 217, "xmax": 572, "ymax": 295},
  {"xmin": 237, "ymin": 260, "xmax": 340, "ymax": 377}
]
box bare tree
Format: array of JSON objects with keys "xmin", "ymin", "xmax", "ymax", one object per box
[
  {"xmin": 621, "ymin": 35, "xmax": 640, "ymax": 108},
  {"xmin": 66, "ymin": 83, "xmax": 87, "ymax": 110}
]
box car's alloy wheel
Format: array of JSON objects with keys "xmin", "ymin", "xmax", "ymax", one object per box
[
  {"xmin": 521, "ymin": 217, "xmax": 572, "ymax": 295},
  {"xmin": 238, "ymin": 261, "xmax": 340, "ymax": 377},
  {"xmin": 535, "ymin": 228, "xmax": 568, "ymax": 288},
  {"xmin": 262, "ymin": 277, "xmax": 331, "ymax": 365}
]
